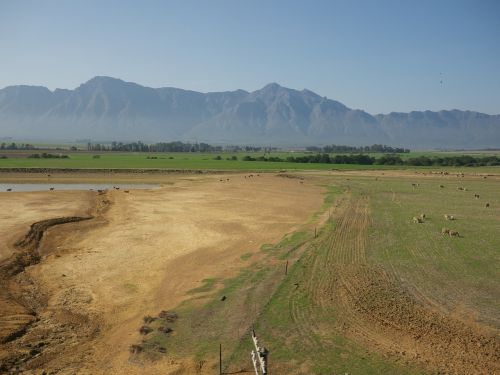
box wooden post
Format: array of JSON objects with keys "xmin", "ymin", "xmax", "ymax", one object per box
[
  {"xmin": 219, "ymin": 343, "xmax": 222, "ymax": 375},
  {"xmin": 285, "ymin": 260, "xmax": 288, "ymax": 275}
]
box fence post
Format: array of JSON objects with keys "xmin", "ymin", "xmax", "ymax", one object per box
[{"xmin": 219, "ymin": 343, "xmax": 222, "ymax": 375}]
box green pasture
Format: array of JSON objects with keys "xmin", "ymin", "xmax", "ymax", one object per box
[
  {"xmin": 0, "ymin": 150, "xmax": 499, "ymax": 171},
  {"xmin": 358, "ymin": 175, "xmax": 500, "ymax": 326}
]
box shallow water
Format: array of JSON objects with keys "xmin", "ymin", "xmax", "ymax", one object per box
[{"xmin": 0, "ymin": 183, "xmax": 159, "ymax": 192}]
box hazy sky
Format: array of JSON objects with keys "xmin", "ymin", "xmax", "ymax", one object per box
[{"xmin": 1, "ymin": 0, "xmax": 499, "ymax": 114}]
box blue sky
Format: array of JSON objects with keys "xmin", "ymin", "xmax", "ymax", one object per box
[{"xmin": 1, "ymin": 0, "xmax": 499, "ymax": 114}]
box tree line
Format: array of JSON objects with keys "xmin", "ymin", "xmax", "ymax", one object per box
[
  {"xmin": 0, "ymin": 142, "xmax": 37, "ymax": 150},
  {"xmin": 241, "ymin": 153, "xmax": 500, "ymax": 167},
  {"xmin": 87, "ymin": 141, "xmax": 274, "ymax": 153},
  {"xmin": 28, "ymin": 153, "xmax": 70, "ymax": 159},
  {"xmin": 306, "ymin": 144, "xmax": 410, "ymax": 153}
]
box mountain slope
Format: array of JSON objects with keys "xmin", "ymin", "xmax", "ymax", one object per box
[{"xmin": 0, "ymin": 76, "xmax": 498, "ymax": 148}]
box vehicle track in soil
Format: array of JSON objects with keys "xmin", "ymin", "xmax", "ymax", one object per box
[{"xmin": 288, "ymin": 193, "xmax": 500, "ymax": 374}]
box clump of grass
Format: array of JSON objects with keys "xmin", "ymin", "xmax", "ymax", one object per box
[
  {"xmin": 186, "ymin": 278, "xmax": 219, "ymax": 294},
  {"xmin": 240, "ymin": 252, "xmax": 253, "ymax": 260},
  {"xmin": 260, "ymin": 243, "xmax": 274, "ymax": 252}
]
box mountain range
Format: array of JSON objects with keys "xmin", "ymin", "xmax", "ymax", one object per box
[{"xmin": 0, "ymin": 76, "xmax": 499, "ymax": 149}]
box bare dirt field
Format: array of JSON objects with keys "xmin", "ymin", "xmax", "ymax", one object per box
[{"xmin": 0, "ymin": 172, "xmax": 323, "ymax": 374}]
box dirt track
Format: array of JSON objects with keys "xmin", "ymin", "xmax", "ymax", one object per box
[{"xmin": 0, "ymin": 173, "xmax": 323, "ymax": 374}]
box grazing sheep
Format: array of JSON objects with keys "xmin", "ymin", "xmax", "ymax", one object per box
[
  {"xmin": 420, "ymin": 213, "xmax": 426, "ymax": 220},
  {"xmin": 439, "ymin": 185, "xmax": 444, "ymax": 188},
  {"xmin": 449, "ymin": 230, "xmax": 460, "ymax": 237},
  {"xmin": 485, "ymin": 203, "xmax": 490, "ymax": 208},
  {"xmin": 444, "ymin": 214, "xmax": 455, "ymax": 220},
  {"xmin": 441, "ymin": 228, "xmax": 450, "ymax": 235},
  {"xmin": 474, "ymin": 194, "xmax": 480, "ymax": 199},
  {"xmin": 413, "ymin": 217, "xmax": 423, "ymax": 223}
]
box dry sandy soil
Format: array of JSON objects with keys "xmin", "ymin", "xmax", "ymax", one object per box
[{"xmin": 0, "ymin": 173, "xmax": 323, "ymax": 374}]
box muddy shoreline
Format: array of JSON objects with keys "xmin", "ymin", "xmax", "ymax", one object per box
[{"xmin": 0, "ymin": 168, "xmax": 236, "ymax": 175}]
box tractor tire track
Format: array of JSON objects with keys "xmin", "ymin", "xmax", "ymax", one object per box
[{"xmin": 287, "ymin": 194, "xmax": 500, "ymax": 375}]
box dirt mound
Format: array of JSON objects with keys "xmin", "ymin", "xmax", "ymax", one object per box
[{"xmin": 15, "ymin": 217, "xmax": 92, "ymax": 250}]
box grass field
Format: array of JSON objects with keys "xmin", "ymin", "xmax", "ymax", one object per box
[{"xmin": 1, "ymin": 150, "xmax": 499, "ymax": 171}]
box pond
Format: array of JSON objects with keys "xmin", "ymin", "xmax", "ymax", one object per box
[{"xmin": 0, "ymin": 183, "xmax": 159, "ymax": 192}]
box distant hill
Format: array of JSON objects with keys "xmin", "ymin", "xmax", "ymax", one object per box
[{"xmin": 0, "ymin": 76, "xmax": 499, "ymax": 149}]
